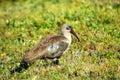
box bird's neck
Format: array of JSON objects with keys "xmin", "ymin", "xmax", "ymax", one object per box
[{"xmin": 62, "ymin": 32, "xmax": 72, "ymax": 44}]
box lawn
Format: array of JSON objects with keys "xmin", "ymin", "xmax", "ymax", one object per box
[{"xmin": 0, "ymin": 0, "xmax": 120, "ymax": 80}]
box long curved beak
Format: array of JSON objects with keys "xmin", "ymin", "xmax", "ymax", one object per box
[{"xmin": 70, "ymin": 29, "xmax": 80, "ymax": 42}]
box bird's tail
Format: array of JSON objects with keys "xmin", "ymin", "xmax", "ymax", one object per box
[{"xmin": 10, "ymin": 61, "xmax": 30, "ymax": 74}]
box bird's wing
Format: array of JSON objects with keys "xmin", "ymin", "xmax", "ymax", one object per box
[
  {"xmin": 45, "ymin": 41, "xmax": 69, "ymax": 59},
  {"xmin": 23, "ymin": 35, "xmax": 68, "ymax": 63}
]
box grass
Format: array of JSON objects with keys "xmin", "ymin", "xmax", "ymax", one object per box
[{"xmin": 0, "ymin": 0, "xmax": 120, "ymax": 80}]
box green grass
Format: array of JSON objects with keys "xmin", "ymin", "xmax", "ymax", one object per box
[{"xmin": 0, "ymin": 0, "xmax": 120, "ymax": 80}]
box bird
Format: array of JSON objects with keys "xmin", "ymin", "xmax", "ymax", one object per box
[{"xmin": 10, "ymin": 24, "xmax": 80, "ymax": 74}]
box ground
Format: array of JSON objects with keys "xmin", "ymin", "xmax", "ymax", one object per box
[{"xmin": 0, "ymin": 0, "xmax": 120, "ymax": 80}]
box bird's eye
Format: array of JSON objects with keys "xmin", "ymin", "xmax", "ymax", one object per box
[
  {"xmin": 66, "ymin": 26, "xmax": 71, "ymax": 30},
  {"xmin": 66, "ymin": 27, "xmax": 70, "ymax": 30}
]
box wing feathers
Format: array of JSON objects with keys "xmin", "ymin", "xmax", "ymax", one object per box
[
  {"xmin": 45, "ymin": 42, "xmax": 69, "ymax": 59},
  {"xmin": 23, "ymin": 35, "xmax": 68, "ymax": 62}
]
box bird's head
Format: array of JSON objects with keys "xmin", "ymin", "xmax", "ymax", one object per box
[{"xmin": 61, "ymin": 24, "xmax": 80, "ymax": 42}]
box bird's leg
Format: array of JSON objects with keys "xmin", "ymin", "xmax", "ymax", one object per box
[
  {"xmin": 43, "ymin": 58, "xmax": 49, "ymax": 67},
  {"xmin": 51, "ymin": 58, "xmax": 60, "ymax": 65},
  {"xmin": 44, "ymin": 58, "xmax": 48, "ymax": 64}
]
